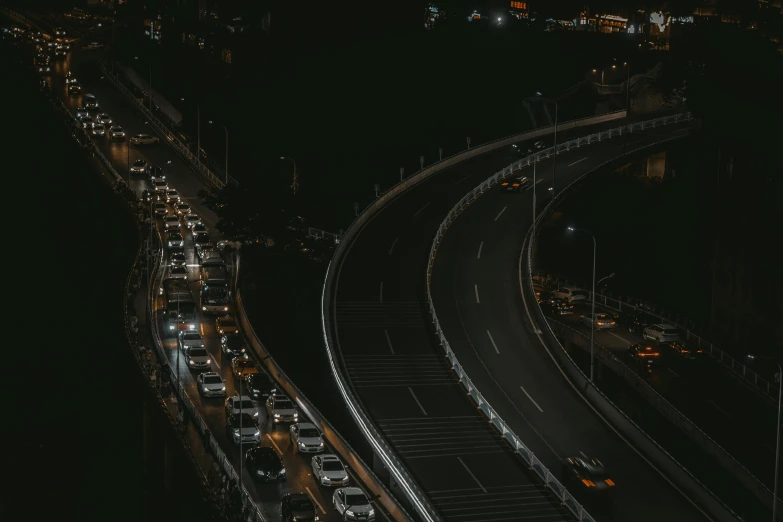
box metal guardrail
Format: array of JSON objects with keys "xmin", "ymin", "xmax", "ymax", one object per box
[
  {"xmin": 321, "ymin": 110, "xmax": 637, "ymax": 522},
  {"xmin": 98, "ymin": 61, "xmax": 231, "ymax": 190},
  {"xmin": 234, "ymin": 286, "xmax": 413, "ymax": 522},
  {"xmin": 423, "ymin": 114, "xmax": 690, "ymax": 521},
  {"xmin": 531, "ymin": 273, "xmax": 780, "ymax": 402}
]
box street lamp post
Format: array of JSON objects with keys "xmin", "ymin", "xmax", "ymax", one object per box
[
  {"xmin": 281, "ymin": 156, "xmax": 298, "ymax": 194},
  {"xmin": 223, "ymin": 126, "xmax": 228, "ymax": 185},
  {"xmin": 567, "ymin": 226, "xmax": 598, "ymax": 382},
  {"xmin": 624, "ymin": 63, "xmax": 631, "ymax": 154},
  {"xmin": 746, "ymin": 355, "xmax": 782, "ymax": 521}
]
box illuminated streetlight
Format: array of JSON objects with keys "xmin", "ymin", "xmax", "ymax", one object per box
[{"xmin": 592, "ymin": 69, "xmax": 597, "ymax": 73}]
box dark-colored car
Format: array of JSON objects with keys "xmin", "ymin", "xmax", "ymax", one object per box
[
  {"xmin": 541, "ymin": 297, "xmax": 574, "ymax": 316},
  {"xmin": 247, "ymin": 372, "xmax": 276, "ymax": 400},
  {"xmin": 500, "ymin": 175, "xmax": 531, "ymax": 192},
  {"xmin": 221, "ymin": 333, "xmax": 246, "ymax": 358},
  {"xmin": 246, "ymin": 446, "xmax": 286, "ymax": 482},
  {"xmin": 625, "ymin": 312, "xmax": 655, "ymax": 334},
  {"xmin": 562, "ymin": 456, "xmax": 615, "ymax": 494},
  {"xmin": 668, "ymin": 340, "xmax": 703, "ymax": 360},
  {"xmin": 281, "ymin": 493, "xmax": 317, "ymax": 522},
  {"xmin": 627, "ymin": 343, "xmax": 660, "ymax": 360}
]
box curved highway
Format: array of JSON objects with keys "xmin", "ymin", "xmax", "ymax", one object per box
[
  {"xmin": 429, "ymin": 125, "xmax": 716, "ymax": 522},
  {"xmin": 17, "ymin": 26, "xmax": 384, "ymax": 521},
  {"xmin": 330, "ymin": 110, "xmax": 696, "ymax": 520}
]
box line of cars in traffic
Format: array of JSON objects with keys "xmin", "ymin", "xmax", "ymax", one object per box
[
  {"xmin": 152, "ymin": 178, "xmax": 376, "ymax": 521},
  {"xmin": 537, "ymin": 286, "xmax": 704, "ymax": 376}
]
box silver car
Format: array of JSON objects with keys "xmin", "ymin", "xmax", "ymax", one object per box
[
  {"xmin": 185, "ymin": 214, "xmax": 202, "ymax": 228},
  {"xmin": 225, "ymin": 395, "xmax": 260, "ymax": 418},
  {"xmin": 109, "ymin": 126, "xmax": 125, "ymax": 141},
  {"xmin": 92, "ymin": 123, "xmax": 105, "ymax": 136},
  {"xmin": 333, "ymin": 488, "xmax": 375, "ymax": 521},
  {"xmin": 167, "ymin": 232, "xmax": 184, "ymax": 249},
  {"xmin": 163, "ymin": 215, "xmax": 180, "ymax": 231},
  {"xmin": 580, "ymin": 313, "xmax": 617, "ymax": 330},
  {"xmin": 96, "ymin": 113, "xmax": 112, "ymax": 125},
  {"xmin": 311, "ymin": 454, "xmax": 349, "ymax": 486},
  {"xmin": 290, "ymin": 423, "xmax": 325, "ymax": 453},
  {"xmin": 165, "ymin": 190, "xmax": 180, "ymax": 204},
  {"xmin": 227, "ymin": 412, "xmax": 261, "ymax": 444},
  {"xmin": 197, "ymin": 372, "xmax": 226, "ymax": 397},
  {"xmin": 153, "ymin": 202, "xmax": 167, "ymax": 215},
  {"xmin": 185, "ymin": 346, "xmax": 211, "ymax": 370},
  {"xmin": 266, "ymin": 395, "xmax": 298, "ymax": 424}
]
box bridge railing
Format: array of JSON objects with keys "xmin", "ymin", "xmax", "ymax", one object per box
[
  {"xmin": 425, "ymin": 112, "xmax": 693, "ymax": 522},
  {"xmin": 531, "ymin": 272, "xmax": 780, "ymax": 402},
  {"xmin": 321, "ymin": 109, "xmax": 643, "ymax": 520},
  {"xmin": 98, "ymin": 61, "xmax": 234, "ymax": 190}
]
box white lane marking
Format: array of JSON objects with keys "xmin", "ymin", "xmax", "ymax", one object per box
[
  {"xmin": 519, "ymin": 386, "xmax": 544, "ymax": 413},
  {"xmin": 413, "ymin": 202, "xmax": 430, "ymax": 217},
  {"xmin": 305, "ymin": 486, "xmax": 327, "ymax": 515},
  {"xmin": 668, "ymin": 368, "xmax": 680, "ymax": 378},
  {"xmin": 579, "ymin": 451, "xmax": 589, "ymax": 459},
  {"xmin": 568, "ymin": 157, "xmax": 588, "ymax": 167},
  {"xmin": 474, "ymin": 284, "xmax": 480, "ymax": 304},
  {"xmin": 477, "ymin": 241, "xmax": 483, "ymax": 259},
  {"xmin": 708, "ymin": 400, "xmax": 731, "ymax": 418},
  {"xmin": 379, "ymin": 282, "xmax": 383, "ymax": 303},
  {"xmin": 457, "ymin": 457, "xmax": 486, "ymax": 493},
  {"xmin": 494, "ymin": 206, "xmax": 507, "ymax": 221},
  {"xmin": 267, "ymin": 435, "xmax": 283, "ymax": 456},
  {"xmin": 408, "ymin": 387, "xmax": 428, "ymax": 416},
  {"xmin": 388, "ymin": 237, "xmax": 399, "ymax": 256},
  {"xmin": 455, "ymin": 175, "xmax": 471, "ymax": 184},
  {"xmin": 486, "ymin": 330, "xmax": 500, "ymax": 354},
  {"xmin": 384, "ymin": 330, "xmax": 395, "ymax": 355},
  {"xmin": 608, "ymin": 331, "xmax": 632, "ymax": 344}
]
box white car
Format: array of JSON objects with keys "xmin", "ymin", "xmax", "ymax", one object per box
[
  {"xmin": 185, "ymin": 214, "xmax": 202, "ymax": 228},
  {"xmin": 163, "ymin": 215, "xmax": 180, "ymax": 231},
  {"xmin": 184, "ymin": 346, "xmax": 210, "ymax": 370},
  {"xmin": 197, "ymin": 372, "xmax": 226, "ymax": 397},
  {"xmin": 86, "ymin": 41, "xmax": 103, "ymax": 49},
  {"xmin": 178, "ymin": 331, "xmax": 204, "ymax": 351},
  {"xmin": 554, "ymin": 287, "xmax": 587, "ymax": 304},
  {"xmin": 109, "ymin": 126, "xmax": 125, "ymax": 141},
  {"xmin": 643, "ymin": 324, "xmax": 680, "ymax": 344},
  {"xmin": 266, "ymin": 395, "xmax": 298, "ymax": 424},
  {"xmin": 96, "ymin": 113, "xmax": 112, "ymax": 125},
  {"xmin": 92, "ymin": 123, "xmax": 105, "ymax": 136},
  {"xmin": 333, "ymin": 488, "xmax": 375, "ymax": 521},
  {"xmin": 290, "ymin": 423, "xmax": 325, "ymax": 453},
  {"xmin": 311, "ymin": 454, "xmax": 349, "ymax": 486},
  {"xmin": 165, "ymin": 190, "xmax": 180, "ymax": 204},
  {"xmin": 130, "ymin": 159, "xmax": 150, "ymax": 175},
  {"xmin": 167, "ymin": 232, "xmax": 184, "ymax": 249},
  {"xmin": 153, "ymin": 202, "xmax": 167, "ymax": 215},
  {"xmin": 168, "ymin": 265, "xmax": 188, "ymax": 280},
  {"xmin": 225, "ymin": 395, "xmax": 260, "ymax": 418},
  {"xmin": 580, "ymin": 313, "xmax": 617, "ymax": 330},
  {"xmin": 130, "ymin": 134, "xmax": 160, "ymax": 145}
]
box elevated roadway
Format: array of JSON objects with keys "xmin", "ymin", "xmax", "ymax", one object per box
[
  {"xmin": 23, "ymin": 34, "xmax": 386, "ymax": 521},
  {"xmin": 329, "ymin": 112, "xmax": 699, "ymax": 520}
]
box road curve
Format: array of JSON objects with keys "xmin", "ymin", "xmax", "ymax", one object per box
[
  {"xmin": 330, "ymin": 114, "xmax": 695, "ymax": 520},
  {"xmin": 429, "ymin": 124, "xmax": 713, "ymax": 522}
]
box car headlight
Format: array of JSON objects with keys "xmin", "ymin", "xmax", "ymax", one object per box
[
  {"xmin": 233, "ymin": 428, "xmax": 240, "ymax": 434},
  {"xmin": 369, "ymin": 509, "xmax": 375, "ymax": 516},
  {"xmin": 206, "ymin": 359, "xmax": 211, "ymax": 364},
  {"xmin": 346, "ymin": 511, "xmax": 354, "ymax": 517},
  {"xmin": 221, "ymin": 386, "xmax": 226, "ymax": 391},
  {"xmin": 293, "ymin": 412, "xmax": 298, "ymax": 418},
  {"xmin": 224, "ymin": 307, "xmax": 229, "ymax": 311},
  {"xmin": 188, "ymin": 360, "xmax": 194, "ymax": 365},
  {"xmin": 202, "ymin": 306, "xmax": 207, "ymax": 311},
  {"xmin": 253, "ymin": 411, "xmax": 259, "ymax": 417},
  {"xmin": 299, "ymin": 442, "xmax": 306, "ymax": 448},
  {"xmin": 254, "ymin": 430, "xmax": 260, "ymax": 436},
  {"xmin": 318, "ymin": 442, "xmax": 324, "ymax": 447},
  {"xmin": 279, "ymin": 468, "xmax": 286, "ymax": 475},
  {"xmin": 274, "ymin": 413, "xmax": 280, "ymax": 418},
  {"xmin": 203, "ymin": 387, "xmax": 209, "ymax": 392}
]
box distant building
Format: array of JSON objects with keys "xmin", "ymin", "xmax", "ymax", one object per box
[{"xmin": 576, "ymin": 10, "xmax": 628, "ymax": 33}]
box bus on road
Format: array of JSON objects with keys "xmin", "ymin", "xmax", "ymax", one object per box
[{"xmin": 200, "ymin": 266, "xmax": 229, "ymax": 314}]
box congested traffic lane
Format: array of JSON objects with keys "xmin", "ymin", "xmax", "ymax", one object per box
[
  {"xmin": 151, "ymin": 212, "xmax": 372, "ymax": 522},
  {"xmin": 429, "ymin": 124, "xmax": 711, "ymax": 522},
  {"xmin": 33, "ymin": 39, "xmax": 382, "ymax": 522},
  {"xmin": 544, "ymin": 300, "xmax": 778, "ymax": 486},
  {"xmin": 330, "ymin": 116, "xmax": 685, "ymax": 521}
]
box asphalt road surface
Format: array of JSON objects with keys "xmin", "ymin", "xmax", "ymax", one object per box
[{"xmin": 331, "ymin": 105, "xmax": 696, "ymax": 520}]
